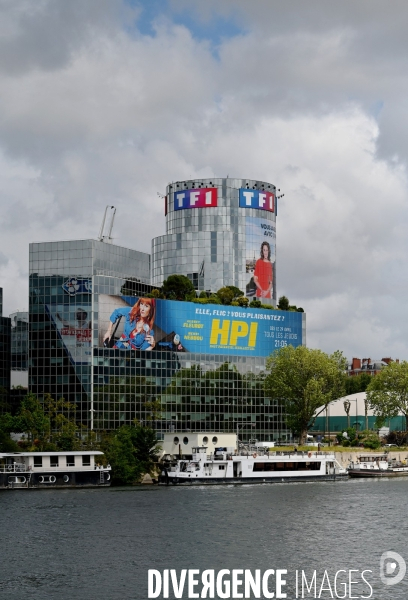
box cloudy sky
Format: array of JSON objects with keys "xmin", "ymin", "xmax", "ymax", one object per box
[{"xmin": 1, "ymin": 0, "xmax": 408, "ymax": 360}]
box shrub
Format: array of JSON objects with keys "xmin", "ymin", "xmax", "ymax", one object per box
[{"xmin": 249, "ymin": 299, "xmax": 262, "ymax": 308}]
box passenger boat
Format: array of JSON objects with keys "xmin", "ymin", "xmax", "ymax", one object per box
[
  {"xmin": 0, "ymin": 451, "xmax": 111, "ymax": 489},
  {"xmin": 159, "ymin": 446, "xmax": 347, "ymax": 485},
  {"xmin": 348, "ymin": 453, "xmax": 408, "ymax": 478}
]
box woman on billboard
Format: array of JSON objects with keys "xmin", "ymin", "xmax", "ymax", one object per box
[
  {"xmin": 254, "ymin": 241, "xmax": 273, "ymax": 299},
  {"xmin": 103, "ymin": 298, "xmax": 156, "ymax": 351}
]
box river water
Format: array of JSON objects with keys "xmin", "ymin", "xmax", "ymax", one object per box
[{"xmin": 1, "ymin": 479, "xmax": 408, "ymax": 600}]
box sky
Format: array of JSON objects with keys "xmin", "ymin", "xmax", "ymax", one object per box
[{"xmin": 1, "ymin": 0, "xmax": 408, "ymax": 360}]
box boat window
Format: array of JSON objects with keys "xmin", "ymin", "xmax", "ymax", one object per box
[
  {"xmin": 253, "ymin": 461, "xmax": 322, "ymax": 472},
  {"xmin": 203, "ymin": 436, "xmax": 208, "ymax": 443},
  {"xmin": 82, "ymin": 455, "xmax": 91, "ymax": 466},
  {"xmin": 183, "ymin": 437, "xmax": 189, "ymax": 445},
  {"xmin": 50, "ymin": 456, "xmax": 59, "ymax": 467},
  {"xmin": 173, "ymin": 437, "xmax": 179, "ymax": 444},
  {"xmin": 212, "ymin": 436, "xmax": 218, "ymax": 444},
  {"xmin": 34, "ymin": 456, "xmax": 42, "ymax": 468},
  {"xmin": 218, "ymin": 465, "xmax": 225, "ymax": 470},
  {"xmin": 66, "ymin": 456, "xmax": 75, "ymax": 467}
]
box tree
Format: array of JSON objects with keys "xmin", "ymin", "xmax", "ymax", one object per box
[
  {"xmin": 366, "ymin": 361, "xmax": 408, "ymax": 430},
  {"xmin": 0, "ymin": 413, "xmax": 19, "ymax": 452},
  {"xmin": 102, "ymin": 424, "xmax": 160, "ymax": 485},
  {"xmin": 344, "ymin": 373, "xmax": 372, "ymax": 395},
  {"xmin": 226, "ymin": 286, "xmax": 244, "ymax": 299},
  {"xmin": 265, "ymin": 346, "xmax": 346, "ymax": 444},
  {"xmin": 249, "ymin": 299, "xmax": 262, "ymax": 308},
  {"xmin": 147, "ymin": 288, "xmax": 163, "ymax": 299},
  {"xmin": 277, "ymin": 296, "xmax": 290, "ymax": 311},
  {"xmin": 130, "ymin": 425, "xmax": 161, "ymax": 475},
  {"xmin": 102, "ymin": 426, "xmax": 142, "ymax": 485},
  {"xmin": 236, "ymin": 296, "xmax": 249, "ymax": 307},
  {"xmin": 216, "ymin": 287, "xmax": 235, "ymax": 305},
  {"xmin": 15, "ymin": 393, "xmax": 51, "ymax": 447},
  {"xmin": 162, "ymin": 274, "xmax": 195, "ymax": 300}
]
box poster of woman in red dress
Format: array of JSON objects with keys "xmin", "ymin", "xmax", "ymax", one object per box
[
  {"xmin": 254, "ymin": 241, "xmax": 273, "ymax": 299},
  {"xmin": 245, "ymin": 216, "xmax": 276, "ymax": 305}
]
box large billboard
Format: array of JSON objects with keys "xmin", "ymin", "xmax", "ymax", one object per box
[
  {"xmin": 46, "ymin": 304, "xmax": 92, "ymax": 364},
  {"xmin": 98, "ymin": 295, "xmax": 302, "ymax": 357},
  {"xmin": 245, "ymin": 216, "xmax": 276, "ymax": 306}
]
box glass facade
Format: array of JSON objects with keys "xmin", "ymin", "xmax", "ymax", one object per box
[
  {"xmin": 152, "ymin": 178, "xmax": 277, "ymax": 305},
  {"xmin": 0, "ymin": 289, "xmax": 11, "ymax": 412},
  {"xmin": 28, "ymin": 179, "xmax": 304, "ymax": 442},
  {"xmin": 11, "ymin": 311, "xmax": 29, "ymax": 371}
]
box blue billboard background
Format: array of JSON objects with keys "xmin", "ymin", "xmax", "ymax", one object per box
[{"xmin": 98, "ymin": 295, "xmax": 303, "ymax": 357}]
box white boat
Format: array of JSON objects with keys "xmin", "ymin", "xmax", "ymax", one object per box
[
  {"xmin": 348, "ymin": 453, "xmax": 408, "ymax": 478},
  {"xmin": 0, "ymin": 451, "xmax": 111, "ymax": 489},
  {"xmin": 159, "ymin": 446, "xmax": 347, "ymax": 485}
]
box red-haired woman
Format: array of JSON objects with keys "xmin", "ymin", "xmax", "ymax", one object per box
[{"xmin": 103, "ymin": 298, "xmax": 156, "ymax": 350}]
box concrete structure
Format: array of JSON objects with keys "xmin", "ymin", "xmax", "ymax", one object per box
[{"xmin": 160, "ymin": 432, "xmax": 237, "ymax": 457}]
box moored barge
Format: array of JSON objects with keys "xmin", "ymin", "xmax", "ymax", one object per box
[
  {"xmin": 0, "ymin": 451, "xmax": 111, "ymax": 489},
  {"xmin": 348, "ymin": 453, "xmax": 408, "ymax": 478}
]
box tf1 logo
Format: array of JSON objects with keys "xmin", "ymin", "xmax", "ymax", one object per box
[
  {"xmin": 174, "ymin": 188, "xmax": 218, "ymax": 210},
  {"xmin": 239, "ymin": 188, "xmax": 275, "ymax": 213}
]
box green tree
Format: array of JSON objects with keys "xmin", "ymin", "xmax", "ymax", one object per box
[
  {"xmin": 265, "ymin": 346, "xmax": 346, "ymax": 444},
  {"xmin": 366, "ymin": 361, "xmax": 408, "ymax": 430},
  {"xmin": 15, "ymin": 393, "xmax": 51, "ymax": 447},
  {"xmin": 249, "ymin": 299, "xmax": 262, "ymax": 308},
  {"xmin": 102, "ymin": 424, "xmax": 160, "ymax": 485},
  {"xmin": 344, "ymin": 373, "xmax": 372, "ymax": 395},
  {"xmin": 0, "ymin": 412, "xmax": 19, "ymax": 452},
  {"xmin": 216, "ymin": 287, "xmax": 235, "ymax": 305},
  {"xmin": 43, "ymin": 394, "xmax": 80, "ymax": 450},
  {"xmin": 130, "ymin": 425, "xmax": 161, "ymax": 475},
  {"xmin": 277, "ymin": 296, "xmax": 290, "ymax": 310},
  {"xmin": 226, "ymin": 286, "xmax": 244, "ymax": 299},
  {"xmin": 103, "ymin": 426, "xmax": 142, "ymax": 485},
  {"xmin": 236, "ymin": 296, "xmax": 249, "ymax": 307},
  {"xmin": 147, "ymin": 288, "xmax": 163, "ymax": 299},
  {"xmin": 162, "ymin": 274, "xmax": 195, "ymax": 300}
]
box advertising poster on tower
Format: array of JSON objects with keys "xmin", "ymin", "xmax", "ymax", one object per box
[
  {"xmin": 98, "ymin": 294, "xmax": 301, "ymax": 357},
  {"xmin": 245, "ymin": 216, "xmax": 276, "ymax": 306},
  {"xmin": 45, "ymin": 304, "xmax": 92, "ymax": 364}
]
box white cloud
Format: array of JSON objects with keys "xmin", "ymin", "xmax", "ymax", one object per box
[{"xmin": 0, "ymin": 1, "xmax": 408, "ymax": 361}]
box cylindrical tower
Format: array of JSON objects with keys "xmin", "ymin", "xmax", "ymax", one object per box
[{"xmin": 151, "ymin": 177, "xmax": 277, "ymax": 305}]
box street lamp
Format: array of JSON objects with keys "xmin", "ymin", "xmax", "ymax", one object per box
[{"xmin": 352, "ymin": 398, "xmax": 359, "ymax": 437}]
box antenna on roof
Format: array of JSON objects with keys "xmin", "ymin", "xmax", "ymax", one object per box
[{"xmin": 98, "ymin": 206, "xmax": 116, "ymax": 243}]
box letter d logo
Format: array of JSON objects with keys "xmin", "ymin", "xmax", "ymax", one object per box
[{"xmin": 380, "ymin": 551, "xmax": 406, "ymax": 586}]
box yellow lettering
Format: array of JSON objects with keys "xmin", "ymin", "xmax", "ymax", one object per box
[
  {"xmin": 248, "ymin": 322, "xmax": 258, "ymax": 347},
  {"xmin": 210, "ymin": 319, "xmax": 230, "ymax": 345},
  {"xmin": 229, "ymin": 321, "xmax": 248, "ymax": 346}
]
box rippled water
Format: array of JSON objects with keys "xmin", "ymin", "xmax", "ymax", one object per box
[{"xmin": 2, "ymin": 479, "xmax": 408, "ymax": 600}]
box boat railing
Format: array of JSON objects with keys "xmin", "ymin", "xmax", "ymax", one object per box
[
  {"xmin": 0, "ymin": 463, "xmax": 27, "ymax": 473},
  {"xmin": 0, "ymin": 464, "xmax": 111, "ymax": 473}
]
